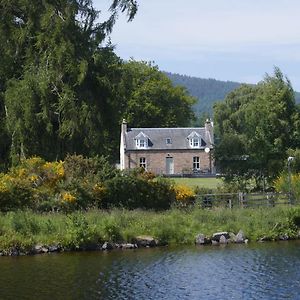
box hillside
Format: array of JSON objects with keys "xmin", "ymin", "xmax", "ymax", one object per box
[{"xmin": 165, "ymin": 72, "xmax": 300, "ymax": 115}]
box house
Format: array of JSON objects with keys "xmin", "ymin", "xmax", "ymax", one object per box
[{"xmin": 120, "ymin": 119, "xmax": 215, "ymax": 175}]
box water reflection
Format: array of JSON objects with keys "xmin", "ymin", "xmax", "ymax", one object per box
[{"xmin": 0, "ymin": 241, "xmax": 299, "ymax": 299}]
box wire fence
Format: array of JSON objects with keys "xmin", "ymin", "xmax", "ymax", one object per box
[{"xmin": 195, "ymin": 192, "xmax": 294, "ymax": 209}]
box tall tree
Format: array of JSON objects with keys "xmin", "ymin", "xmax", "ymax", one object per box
[
  {"xmin": 214, "ymin": 68, "xmax": 298, "ymax": 187},
  {"xmin": 119, "ymin": 60, "xmax": 196, "ymax": 128},
  {"xmin": 0, "ymin": 0, "xmax": 137, "ymax": 164}
]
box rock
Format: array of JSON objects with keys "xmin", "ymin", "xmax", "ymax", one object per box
[
  {"xmin": 101, "ymin": 242, "xmax": 114, "ymax": 251},
  {"xmin": 235, "ymin": 230, "xmax": 246, "ymax": 243},
  {"xmin": 121, "ymin": 243, "xmax": 137, "ymax": 249},
  {"xmin": 212, "ymin": 232, "xmax": 230, "ymax": 242},
  {"xmin": 9, "ymin": 248, "xmax": 19, "ymax": 256},
  {"xmin": 195, "ymin": 234, "xmax": 211, "ymax": 245},
  {"xmin": 32, "ymin": 245, "xmax": 49, "ymax": 254},
  {"xmin": 279, "ymin": 234, "xmax": 289, "ymax": 241},
  {"xmin": 211, "ymin": 240, "xmax": 219, "ymax": 245},
  {"xmin": 48, "ymin": 245, "xmax": 61, "ymax": 253},
  {"xmin": 258, "ymin": 236, "xmax": 272, "ymax": 242},
  {"xmin": 134, "ymin": 236, "xmax": 158, "ymax": 247},
  {"xmin": 244, "ymin": 239, "xmax": 249, "ymax": 244},
  {"xmin": 219, "ymin": 235, "xmax": 228, "ymax": 244}
]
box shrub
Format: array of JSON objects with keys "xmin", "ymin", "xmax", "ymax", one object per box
[
  {"xmin": 103, "ymin": 172, "xmax": 175, "ymax": 210},
  {"xmin": 173, "ymin": 184, "xmax": 195, "ymax": 206}
]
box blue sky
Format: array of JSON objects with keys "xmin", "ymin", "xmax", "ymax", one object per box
[{"xmin": 94, "ymin": 0, "xmax": 300, "ymax": 90}]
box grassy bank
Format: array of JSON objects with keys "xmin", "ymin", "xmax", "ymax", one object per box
[
  {"xmin": 171, "ymin": 177, "xmax": 222, "ymax": 189},
  {"xmin": 0, "ymin": 206, "xmax": 299, "ymax": 254}
]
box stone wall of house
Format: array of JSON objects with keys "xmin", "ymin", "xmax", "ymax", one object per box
[{"xmin": 124, "ymin": 150, "xmax": 214, "ymax": 175}]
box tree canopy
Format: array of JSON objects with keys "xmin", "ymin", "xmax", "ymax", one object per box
[
  {"xmin": 0, "ymin": 1, "xmax": 196, "ymax": 168},
  {"xmin": 214, "ymin": 68, "xmax": 299, "ymax": 188}
]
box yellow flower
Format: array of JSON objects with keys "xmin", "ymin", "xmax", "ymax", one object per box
[{"xmin": 61, "ymin": 192, "xmax": 76, "ymax": 203}]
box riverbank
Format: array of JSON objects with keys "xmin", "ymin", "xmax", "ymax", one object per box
[{"xmin": 0, "ymin": 206, "xmax": 299, "ymax": 256}]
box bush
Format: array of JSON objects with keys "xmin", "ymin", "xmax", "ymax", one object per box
[{"xmin": 103, "ymin": 172, "xmax": 175, "ymax": 210}]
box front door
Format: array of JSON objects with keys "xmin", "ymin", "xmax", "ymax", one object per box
[{"xmin": 166, "ymin": 157, "xmax": 174, "ymax": 175}]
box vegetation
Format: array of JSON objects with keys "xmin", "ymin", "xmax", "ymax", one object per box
[
  {"xmin": 0, "ymin": 156, "xmax": 187, "ymax": 212},
  {"xmin": 171, "ymin": 178, "xmax": 222, "ymax": 190},
  {"xmin": 0, "ymin": 0, "xmax": 195, "ymax": 169},
  {"xmin": 0, "ymin": 206, "xmax": 299, "ymax": 253},
  {"xmin": 166, "ymin": 71, "xmax": 300, "ymax": 121},
  {"xmin": 214, "ymin": 68, "xmax": 300, "ymax": 190}
]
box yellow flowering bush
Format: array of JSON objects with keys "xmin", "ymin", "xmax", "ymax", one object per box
[
  {"xmin": 274, "ymin": 173, "xmax": 300, "ymax": 202},
  {"xmin": 61, "ymin": 192, "xmax": 76, "ymax": 203},
  {"xmin": 173, "ymin": 184, "xmax": 195, "ymax": 206},
  {"xmin": 92, "ymin": 183, "xmax": 107, "ymax": 204}
]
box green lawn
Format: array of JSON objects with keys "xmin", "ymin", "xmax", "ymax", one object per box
[{"xmin": 170, "ymin": 177, "xmax": 222, "ymax": 189}]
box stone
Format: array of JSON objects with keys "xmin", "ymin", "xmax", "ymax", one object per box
[
  {"xmin": 134, "ymin": 236, "xmax": 158, "ymax": 247},
  {"xmin": 195, "ymin": 234, "xmax": 210, "ymax": 245},
  {"xmin": 32, "ymin": 245, "xmax": 48, "ymax": 254},
  {"xmin": 219, "ymin": 235, "xmax": 228, "ymax": 244},
  {"xmin": 258, "ymin": 236, "xmax": 272, "ymax": 242},
  {"xmin": 235, "ymin": 230, "xmax": 246, "ymax": 243},
  {"xmin": 279, "ymin": 234, "xmax": 289, "ymax": 241},
  {"xmin": 48, "ymin": 245, "xmax": 61, "ymax": 253},
  {"xmin": 121, "ymin": 243, "xmax": 137, "ymax": 249},
  {"xmin": 101, "ymin": 242, "xmax": 114, "ymax": 251},
  {"xmin": 211, "ymin": 240, "xmax": 219, "ymax": 245},
  {"xmin": 244, "ymin": 239, "xmax": 249, "ymax": 244},
  {"xmin": 212, "ymin": 232, "xmax": 230, "ymax": 242}
]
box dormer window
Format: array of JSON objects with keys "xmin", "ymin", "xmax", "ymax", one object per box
[
  {"xmin": 190, "ymin": 138, "xmax": 200, "ymax": 148},
  {"xmin": 135, "ymin": 132, "xmax": 149, "ymax": 149},
  {"xmin": 136, "ymin": 138, "xmax": 147, "ymax": 148},
  {"xmin": 188, "ymin": 131, "xmax": 201, "ymax": 149}
]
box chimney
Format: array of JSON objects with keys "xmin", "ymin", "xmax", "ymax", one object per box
[
  {"xmin": 205, "ymin": 118, "xmax": 214, "ymax": 145},
  {"xmin": 120, "ymin": 119, "xmax": 127, "ymax": 170}
]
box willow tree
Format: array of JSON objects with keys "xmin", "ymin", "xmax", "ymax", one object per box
[{"xmin": 0, "ymin": 0, "xmax": 138, "ymax": 164}]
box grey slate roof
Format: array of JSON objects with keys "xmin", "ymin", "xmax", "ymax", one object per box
[{"xmin": 125, "ymin": 127, "xmax": 211, "ymax": 151}]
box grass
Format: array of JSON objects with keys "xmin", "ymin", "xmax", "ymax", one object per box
[
  {"xmin": 171, "ymin": 177, "xmax": 222, "ymax": 190},
  {"xmin": 0, "ymin": 206, "xmax": 299, "ymax": 254}
]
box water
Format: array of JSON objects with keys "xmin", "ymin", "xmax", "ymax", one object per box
[{"xmin": 0, "ymin": 241, "xmax": 299, "ymax": 299}]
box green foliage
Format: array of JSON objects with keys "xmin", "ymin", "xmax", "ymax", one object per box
[
  {"xmin": 104, "ymin": 171, "xmax": 175, "ymax": 210},
  {"xmin": 0, "ymin": 206, "xmax": 299, "ymax": 253},
  {"xmin": 121, "ymin": 60, "xmax": 196, "ymax": 128},
  {"xmin": 214, "ymin": 68, "xmax": 298, "ymax": 188},
  {"xmin": 65, "ymin": 213, "xmax": 98, "ymax": 249}
]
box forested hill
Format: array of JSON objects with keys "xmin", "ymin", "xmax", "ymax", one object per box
[{"xmin": 165, "ymin": 72, "xmax": 300, "ymax": 115}]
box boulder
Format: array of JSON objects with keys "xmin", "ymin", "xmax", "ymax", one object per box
[
  {"xmin": 212, "ymin": 232, "xmax": 230, "ymax": 242},
  {"xmin": 32, "ymin": 245, "xmax": 49, "ymax": 254},
  {"xmin": 134, "ymin": 236, "xmax": 158, "ymax": 247},
  {"xmin": 278, "ymin": 234, "xmax": 289, "ymax": 241},
  {"xmin": 101, "ymin": 242, "xmax": 114, "ymax": 251},
  {"xmin": 195, "ymin": 234, "xmax": 211, "ymax": 245},
  {"xmin": 48, "ymin": 245, "xmax": 61, "ymax": 253},
  {"xmin": 235, "ymin": 230, "xmax": 246, "ymax": 243},
  {"xmin": 219, "ymin": 235, "xmax": 228, "ymax": 244},
  {"xmin": 121, "ymin": 243, "xmax": 137, "ymax": 249}
]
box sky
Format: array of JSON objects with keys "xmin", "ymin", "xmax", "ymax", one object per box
[{"xmin": 94, "ymin": 0, "xmax": 300, "ymax": 90}]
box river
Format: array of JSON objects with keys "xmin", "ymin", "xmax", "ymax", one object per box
[{"xmin": 0, "ymin": 241, "xmax": 299, "ymax": 299}]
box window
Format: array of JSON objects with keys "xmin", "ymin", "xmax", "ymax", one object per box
[
  {"xmin": 166, "ymin": 138, "xmax": 172, "ymax": 145},
  {"xmin": 136, "ymin": 139, "xmax": 147, "ymax": 148},
  {"xmin": 139, "ymin": 157, "xmax": 146, "ymax": 169},
  {"xmin": 188, "ymin": 131, "xmax": 202, "ymax": 148},
  {"xmin": 193, "ymin": 157, "xmax": 200, "ymax": 170},
  {"xmin": 189, "ymin": 138, "xmax": 200, "ymax": 148}
]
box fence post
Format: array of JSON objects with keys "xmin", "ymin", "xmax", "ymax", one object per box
[
  {"xmin": 239, "ymin": 192, "xmax": 245, "ymax": 208},
  {"xmin": 228, "ymin": 198, "xmax": 232, "ymax": 209}
]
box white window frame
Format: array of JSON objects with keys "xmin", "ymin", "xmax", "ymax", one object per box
[
  {"xmin": 139, "ymin": 157, "xmax": 147, "ymax": 169},
  {"xmin": 190, "ymin": 138, "xmax": 200, "ymax": 148},
  {"xmin": 136, "ymin": 139, "xmax": 147, "ymax": 149},
  {"xmin": 193, "ymin": 156, "xmax": 200, "ymax": 170}
]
